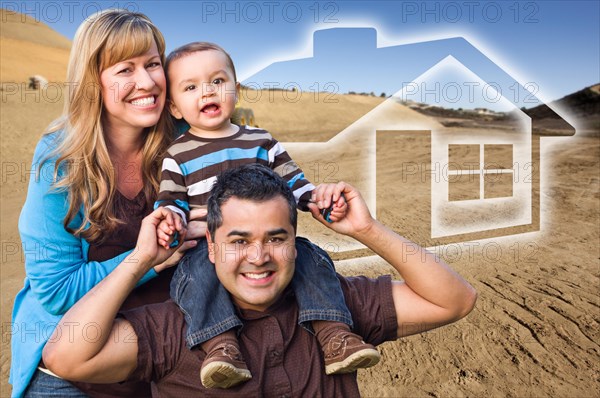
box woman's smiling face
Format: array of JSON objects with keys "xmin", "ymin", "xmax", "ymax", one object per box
[{"xmin": 99, "ymin": 40, "xmax": 166, "ymax": 134}]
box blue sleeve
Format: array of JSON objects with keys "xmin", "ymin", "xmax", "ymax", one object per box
[{"xmin": 18, "ymin": 134, "xmax": 157, "ymax": 316}]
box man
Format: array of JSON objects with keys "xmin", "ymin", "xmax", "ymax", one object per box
[{"xmin": 43, "ymin": 164, "xmax": 477, "ymax": 397}]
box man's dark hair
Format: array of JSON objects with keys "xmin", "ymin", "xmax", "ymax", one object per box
[{"xmin": 207, "ymin": 164, "xmax": 298, "ymax": 237}]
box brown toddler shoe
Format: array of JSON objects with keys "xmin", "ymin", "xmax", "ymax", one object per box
[
  {"xmin": 200, "ymin": 339, "xmax": 252, "ymax": 389},
  {"xmin": 322, "ymin": 331, "xmax": 381, "ymax": 375}
]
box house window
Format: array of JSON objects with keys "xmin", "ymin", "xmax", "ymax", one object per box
[{"xmin": 448, "ymin": 144, "xmax": 513, "ymax": 201}]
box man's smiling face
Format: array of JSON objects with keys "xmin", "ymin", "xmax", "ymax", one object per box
[{"xmin": 207, "ymin": 196, "xmax": 297, "ymax": 312}]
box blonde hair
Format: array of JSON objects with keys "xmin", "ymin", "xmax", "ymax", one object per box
[{"xmin": 45, "ymin": 9, "xmax": 172, "ymax": 242}]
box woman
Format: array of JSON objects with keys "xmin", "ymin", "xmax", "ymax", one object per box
[{"xmin": 9, "ymin": 9, "xmax": 198, "ymax": 397}]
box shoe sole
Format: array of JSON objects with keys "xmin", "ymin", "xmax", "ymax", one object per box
[
  {"xmin": 325, "ymin": 348, "xmax": 381, "ymax": 375},
  {"xmin": 200, "ymin": 361, "xmax": 252, "ymax": 389}
]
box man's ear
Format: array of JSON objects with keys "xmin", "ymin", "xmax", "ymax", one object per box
[
  {"xmin": 168, "ymin": 99, "xmax": 183, "ymax": 119},
  {"xmin": 206, "ymin": 230, "xmax": 216, "ymax": 264}
]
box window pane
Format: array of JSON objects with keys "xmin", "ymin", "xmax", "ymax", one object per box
[
  {"xmin": 448, "ymin": 144, "xmax": 480, "ymax": 171},
  {"xmin": 484, "ymin": 144, "xmax": 513, "ymax": 170},
  {"xmin": 484, "ymin": 172, "xmax": 513, "ymax": 198},
  {"xmin": 448, "ymin": 172, "xmax": 480, "ymax": 201}
]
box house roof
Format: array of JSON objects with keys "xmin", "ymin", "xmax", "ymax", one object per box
[{"xmin": 244, "ymin": 27, "xmax": 575, "ymax": 137}]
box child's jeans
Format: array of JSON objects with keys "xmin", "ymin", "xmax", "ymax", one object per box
[{"xmin": 170, "ymin": 236, "xmax": 353, "ymax": 349}]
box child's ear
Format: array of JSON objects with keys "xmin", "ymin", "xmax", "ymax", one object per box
[
  {"xmin": 235, "ymin": 82, "xmax": 241, "ymax": 103},
  {"xmin": 168, "ymin": 99, "xmax": 183, "ymax": 119}
]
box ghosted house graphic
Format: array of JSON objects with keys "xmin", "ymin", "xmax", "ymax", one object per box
[{"xmin": 244, "ymin": 28, "xmax": 575, "ymax": 250}]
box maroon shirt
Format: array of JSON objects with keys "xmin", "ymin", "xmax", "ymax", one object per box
[
  {"xmin": 74, "ymin": 190, "xmax": 174, "ymax": 397},
  {"xmin": 122, "ymin": 275, "xmax": 398, "ymax": 398}
]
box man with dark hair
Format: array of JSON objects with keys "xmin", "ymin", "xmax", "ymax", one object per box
[
  {"xmin": 206, "ymin": 163, "xmax": 299, "ymax": 236},
  {"xmin": 43, "ymin": 164, "xmax": 477, "ymax": 396}
]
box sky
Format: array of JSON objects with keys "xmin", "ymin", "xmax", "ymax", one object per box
[{"xmin": 6, "ymin": 0, "xmax": 599, "ymax": 107}]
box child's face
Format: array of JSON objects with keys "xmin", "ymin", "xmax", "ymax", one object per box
[{"xmin": 168, "ymin": 50, "xmax": 239, "ymax": 136}]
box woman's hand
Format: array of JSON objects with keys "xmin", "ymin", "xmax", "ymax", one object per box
[
  {"xmin": 132, "ymin": 208, "xmax": 182, "ymax": 271},
  {"xmin": 153, "ymin": 239, "xmax": 197, "ymax": 273}
]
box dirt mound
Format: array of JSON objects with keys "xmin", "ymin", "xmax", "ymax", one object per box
[
  {"xmin": 0, "ymin": 9, "xmax": 70, "ymax": 82},
  {"xmin": 0, "ymin": 9, "xmax": 71, "ymax": 48},
  {"xmin": 238, "ymin": 88, "xmax": 432, "ymax": 142},
  {"xmin": 523, "ymin": 84, "xmax": 600, "ymax": 131}
]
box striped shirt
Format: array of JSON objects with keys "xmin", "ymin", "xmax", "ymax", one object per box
[{"xmin": 155, "ymin": 126, "xmax": 315, "ymax": 222}]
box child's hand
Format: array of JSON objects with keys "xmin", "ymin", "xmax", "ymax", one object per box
[
  {"xmin": 157, "ymin": 218, "xmax": 174, "ymax": 249},
  {"xmin": 328, "ymin": 195, "xmax": 348, "ymax": 222},
  {"xmin": 156, "ymin": 209, "xmax": 186, "ymax": 249},
  {"xmin": 310, "ymin": 182, "xmax": 348, "ymax": 223}
]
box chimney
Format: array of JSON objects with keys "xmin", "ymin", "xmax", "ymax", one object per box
[{"xmin": 313, "ymin": 28, "xmax": 377, "ymax": 59}]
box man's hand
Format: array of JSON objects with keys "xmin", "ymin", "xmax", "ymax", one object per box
[
  {"xmin": 309, "ymin": 182, "xmax": 374, "ymax": 238},
  {"xmin": 310, "ymin": 182, "xmax": 349, "ymax": 222}
]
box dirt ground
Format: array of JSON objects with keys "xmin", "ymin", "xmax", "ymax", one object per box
[
  {"xmin": 1, "ymin": 83, "xmax": 599, "ymax": 397},
  {"xmin": 350, "ymin": 131, "xmax": 600, "ymax": 398}
]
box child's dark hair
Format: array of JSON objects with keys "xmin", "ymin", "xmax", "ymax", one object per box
[{"xmin": 207, "ymin": 164, "xmax": 298, "ymax": 237}]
